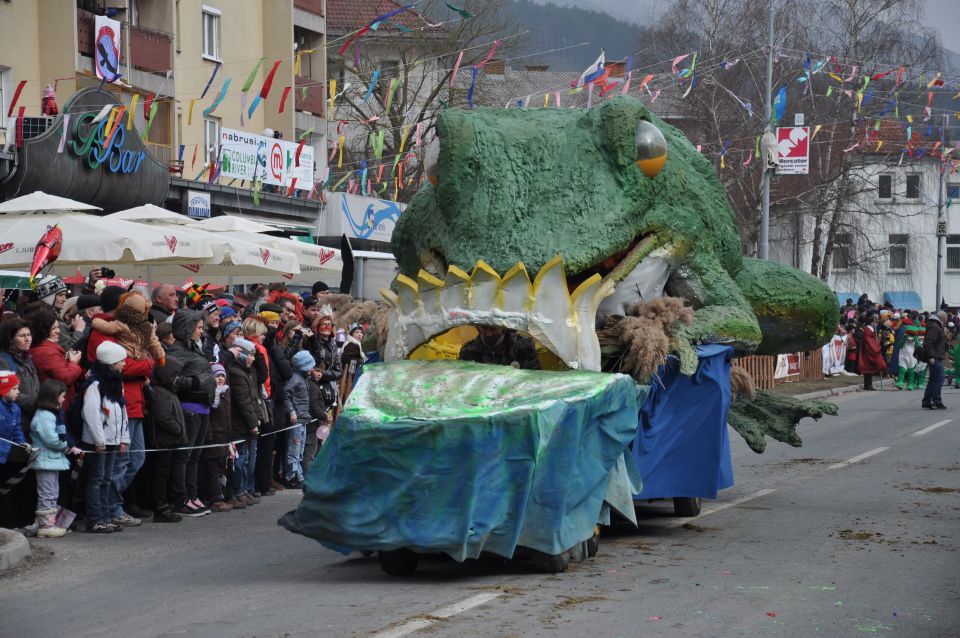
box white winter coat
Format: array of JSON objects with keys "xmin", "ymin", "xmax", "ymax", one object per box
[{"xmin": 81, "ymin": 381, "xmax": 130, "ymax": 447}]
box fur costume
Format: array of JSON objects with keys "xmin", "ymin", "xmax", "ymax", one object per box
[{"xmin": 91, "ymin": 292, "xmax": 165, "ymax": 365}]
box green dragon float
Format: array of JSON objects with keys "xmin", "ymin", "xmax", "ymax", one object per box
[{"xmin": 281, "ymin": 97, "xmax": 839, "ymax": 573}]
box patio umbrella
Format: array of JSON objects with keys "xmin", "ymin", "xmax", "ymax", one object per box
[
  {"xmin": 107, "ymin": 203, "xmax": 194, "ymax": 225},
  {"xmin": 0, "ymin": 191, "xmax": 100, "ymax": 214},
  {"xmin": 189, "ymin": 215, "xmax": 278, "ymax": 233},
  {"xmin": 0, "ymin": 211, "xmax": 215, "ymax": 273}
]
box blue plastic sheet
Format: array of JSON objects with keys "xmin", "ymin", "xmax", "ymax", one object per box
[
  {"xmin": 279, "ymin": 360, "xmax": 640, "ymax": 561},
  {"xmin": 631, "ymin": 345, "xmax": 734, "ymax": 500}
]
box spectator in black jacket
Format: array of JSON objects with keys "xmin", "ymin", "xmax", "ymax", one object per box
[
  {"xmin": 922, "ymin": 310, "xmax": 948, "ymax": 410},
  {"xmin": 226, "ymin": 338, "xmax": 264, "ymax": 508}
]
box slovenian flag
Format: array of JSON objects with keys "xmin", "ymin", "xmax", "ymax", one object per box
[{"xmin": 572, "ymin": 51, "xmax": 605, "ymax": 88}]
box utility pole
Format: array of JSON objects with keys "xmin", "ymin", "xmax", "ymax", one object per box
[
  {"xmin": 935, "ymin": 115, "xmax": 947, "ymax": 309},
  {"xmin": 759, "ymin": 0, "xmax": 774, "ymax": 260}
]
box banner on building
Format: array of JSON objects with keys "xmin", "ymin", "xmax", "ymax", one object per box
[
  {"xmin": 217, "ymin": 128, "xmax": 314, "ymax": 187},
  {"xmin": 776, "ymin": 126, "xmax": 810, "ymax": 175},
  {"xmin": 320, "ymin": 192, "xmax": 404, "ymax": 243},
  {"xmin": 187, "ymin": 190, "xmax": 211, "ymax": 219},
  {"xmin": 94, "ymin": 15, "xmax": 122, "ymax": 82}
]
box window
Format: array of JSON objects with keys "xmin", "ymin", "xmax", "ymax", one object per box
[
  {"xmin": 906, "ymin": 174, "xmax": 921, "ymax": 199},
  {"xmin": 833, "ymin": 233, "xmax": 853, "ymax": 269},
  {"xmin": 878, "ymin": 174, "xmax": 892, "ymax": 199},
  {"xmin": 889, "ymin": 234, "xmax": 909, "ymax": 270},
  {"xmin": 380, "ymin": 60, "xmax": 400, "ymax": 82},
  {"xmin": 202, "ymin": 6, "xmax": 221, "ymax": 61},
  {"xmin": 948, "ymin": 183, "xmax": 959, "ymax": 200},
  {"xmin": 203, "ymin": 117, "xmax": 220, "ymax": 163},
  {"xmin": 948, "ymin": 235, "xmax": 960, "ymax": 270}
]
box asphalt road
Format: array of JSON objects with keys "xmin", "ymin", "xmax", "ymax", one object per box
[{"xmin": 1, "ymin": 385, "xmax": 958, "ymax": 638}]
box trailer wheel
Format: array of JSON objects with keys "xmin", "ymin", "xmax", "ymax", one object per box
[
  {"xmin": 586, "ymin": 527, "xmax": 600, "ymax": 558},
  {"xmin": 673, "ymin": 496, "xmax": 702, "ymax": 517},
  {"xmin": 379, "ymin": 549, "xmax": 420, "ymax": 576},
  {"xmin": 530, "ymin": 550, "xmax": 570, "ymax": 574}
]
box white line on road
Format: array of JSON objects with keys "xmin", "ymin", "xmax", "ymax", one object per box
[
  {"xmin": 370, "ymin": 592, "xmax": 503, "ymax": 638},
  {"xmin": 827, "ymin": 446, "xmax": 890, "ymax": 470},
  {"xmin": 911, "ymin": 419, "xmax": 951, "ymax": 437},
  {"xmin": 668, "ymin": 488, "xmax": 777, "ymax": 527}
]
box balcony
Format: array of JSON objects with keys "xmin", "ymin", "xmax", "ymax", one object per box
[
  {"xmin": 294, "ymin": 0, "xmax": 324, "ymax": 16},
  {"xmin": 295, "ymin": 75, "xmax": 325, "ymax": 118},
  {"xmin": 78, "ymin": 10, "xmax": 172, "ymax": 76}
]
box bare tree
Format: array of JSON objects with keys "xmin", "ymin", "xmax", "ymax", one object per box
[{"xmin": 329, "ymin": 0, "xmax": 522, "ymax": 202}]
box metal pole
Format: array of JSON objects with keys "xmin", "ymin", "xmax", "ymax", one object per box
[
  {"xmin": 759, "ymin": 0, "xmax": 774, "ymax": 260},
  {"xmin": 935, "ymin": 116, "xmax": 946, "ymax": 309}
]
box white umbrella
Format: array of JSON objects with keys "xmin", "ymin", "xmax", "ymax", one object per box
[
  {"xmin": 108, "ymin": 204, "xmax": 194, "ymax": 225},
  {"xmin": 0, "ymin": 211, "xmax": 214, "ymax": 272},
  {"xmin": 220, "ymin": 231, "xmax": 343, "ymax": 278},
  {"xmin": 0, "ymin": 191, "xmax": 101, "ymax": 214},
  {"xmin": 189, "ymin": 215, "xmax": 278, "ymax": 233}
]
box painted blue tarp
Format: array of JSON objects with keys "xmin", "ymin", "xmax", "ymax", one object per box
[
  {"xmin": 631, "ymin": 345, "xmax": 734, "ymax": 500},
  {"xmin": 279, "ymin": 360, "xmax": 641, "ymax": 561},
  {"xmin": 883, "ymin": 291, "xmax": 922, "ymax": 311}
]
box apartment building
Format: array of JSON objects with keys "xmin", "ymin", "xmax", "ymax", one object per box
[{"xmin": 0, "ymin": 0, "xmax": 327, "ymax": 229}]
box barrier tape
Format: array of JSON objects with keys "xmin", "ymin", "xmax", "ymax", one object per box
[
  {"xmin": 0, "ymin": 447, "xmax": 39, "ymax": 495},
  {"xmin": 0, "ymin": 419, "xmax": 322, "ymax": 456}
]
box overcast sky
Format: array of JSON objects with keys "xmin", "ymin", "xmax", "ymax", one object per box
[{"xmin": 531, "ymin": 0, "xmax": 960, "ymax": 54}]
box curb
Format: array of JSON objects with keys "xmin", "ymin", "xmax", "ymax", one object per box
[
  {"xmin": 794, "ymin": 383, "xmax": 865, "ymax": 401},
  {"xmin": 0, "ymin": 527, "xmax": 30, "ymax": 572}
]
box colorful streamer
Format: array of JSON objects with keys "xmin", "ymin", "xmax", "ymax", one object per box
[
  {"xmin": 364, "ymin": 70, "xmax": 381, "ymax": 103},
  {"xmin": 204, "ymin": 78, "xmax": 231, "ymax": 116},
  {"xmin": 6, "ymin": 80, "xmax": 26, "ymax": 118},
  {"xmin": 200, "ymin": 62, "xmax": 221, "ymax": 100},
  {"xmin": 279, "ymin": 86, "xmax": 291, "ymax": 113},
  {"xmin": 127, "ymin": 94, "xmax": 139, "ymax": 129},
  {"xmin": 338, "ymin": 4, "xmax": 414, "ymax": 55},
  {"xmin": 449, "ymin": 51, "xmax": 464, "ymax": 89},
  {"xmin": 242, "ymin": 58, "xmax": 267, "ymax": 93}
]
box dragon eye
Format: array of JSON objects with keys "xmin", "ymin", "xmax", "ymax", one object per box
[
  {"xmin": 635, "ymin": 120, "xmax": 667, "ymax": 178},
  {"xmin": 424, "ymin": 136, "xmax": 440, "ymax": 187}
]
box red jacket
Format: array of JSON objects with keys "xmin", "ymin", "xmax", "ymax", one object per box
[
  {"xmin": 30, "ymin": 339, "xmax": 85, "ymax": 411},
  {"xmin": 86, "ymin": 312, "xmax": 154, "ymax": 419},
  {"xmin": 858, "ymin": 326, "xmax": 887, "ymax": 376}
]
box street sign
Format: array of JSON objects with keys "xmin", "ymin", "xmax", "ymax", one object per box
[
  {"xmin": 776, "ymin": 126, "xmax": 810, "ymax": 175},
  {"xmin": 794, "ymin": 113, "xmax": 804, "ymax": 126}
]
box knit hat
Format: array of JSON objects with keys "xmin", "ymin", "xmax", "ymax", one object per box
[
  {"xmin": 211, "ymin": 363, "xmax": 227, "ymax": 378},
  {"xmin": 232, "ymin": 338, "xmax": 256, "ymax": 356},
  {"xmin": 259, "ymin": 302, "xmax": 282, "ymax": 314},
  {"xmin": 219, "ymin": 306, "xmax": 237, "ymax": 320},
  {"xmin": 259, "ymin": 310, "xmax": 280, "ymax": 323},
  {"xmin": 96, "ymin": 341, "xmax": 127, "ymax": 365},
  {"xmin": 194, "ymin": 299, "xmax": 220, "ymax": 315},
  {"xmin": 221, "ymin": 320, "xmax": 242, "ymax": 337},
  {"xmin": 292, "ymin": 350, "xmax": 316, "ymax": 372},
  {"xmin": 36, "ymin": 276, "xmax": 67, "ymax": 305},
  {"xmin": 100, "ymin": 286, "xmax": 126, "ymax": 313},
  {"xmin": 312, "ymin": 281, "xmax": 329, "ymax": 295},
  {"xmin": 0, "ymin": 371, "xmax": 20, "ymax": 396},
  {"xmin": 185, "ymin": 283, "xmax": 211, "ymax": 307},
  {"xmin": 77, "ymin": 294, "xmax": 101, "ymax": 311}
]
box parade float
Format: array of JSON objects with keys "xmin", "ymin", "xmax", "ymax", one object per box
[{"xmin": 280, "ymin": 96, "xmax": 839, "ymax": 574}]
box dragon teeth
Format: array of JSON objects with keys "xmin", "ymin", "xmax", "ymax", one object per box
[{"xmin": 380, "ymin": 255, "xmax": 615, "ymax": 371}]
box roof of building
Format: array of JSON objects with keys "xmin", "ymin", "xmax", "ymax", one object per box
[
  {"xmin": 326, "ymin": 0, "xmax": 430, "ymax": 35},
  {"xmin": 855, "ymin": 118, "xmax": 945, "ymax": 158}
]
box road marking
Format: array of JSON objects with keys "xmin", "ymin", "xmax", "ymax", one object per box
[
  {"xmin": 911, "ymin": 419, "xmax": 951, "ymax": 437},
  {"xmin": 668, "ymin": 488, "xmax": 777, "ymax": 527},
  {"xmin": 827, "ymin": 446, "xmax": 890, "ymax": 470},
  {"xmin": 371, "ymin": 592, "xmax": 502, "ymax": 638}
]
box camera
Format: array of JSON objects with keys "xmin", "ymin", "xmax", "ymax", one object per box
[{"xmin": 100, "ymin": 267, "xmax": 116, "ymax": 279}]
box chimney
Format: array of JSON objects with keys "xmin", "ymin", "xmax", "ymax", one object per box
[
  {"xmin": 606, "ymin": 60, "xmax": 627, "ymax": 78},
  {"xmin": 484, "ymin": 59, "xmax": 506, "ymax": 75}
]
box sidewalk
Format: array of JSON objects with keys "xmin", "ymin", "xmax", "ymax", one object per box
[
  {"xmin": 0, "ymin": 527, "xmax": 30, "ymax": 572},
  {"xmin": 769, "ymin": 374, "xmax": 865, "ymax": 400}
]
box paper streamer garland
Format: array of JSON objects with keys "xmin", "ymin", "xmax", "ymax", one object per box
[
  {"xmin": 242, "ymin": 58, "xmax": 267, "ymax": 92},
  {"xmin": 204, "ymin": 78, "xmax": 231, "ymax": 116},
  {"xmin": 200, "ymin": 62, "xmax": 222, "ymax": 100},
  {"xmin": 279, "ymin": 86, "xmax": 291, "ymax": 113},
  {"xmin": 127, "ymin": 94, "xmax": 139, "ymax": 129}
]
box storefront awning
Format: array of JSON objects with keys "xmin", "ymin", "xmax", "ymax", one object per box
[
  {"xmin": 835, "ymin": 292, "xmax": 859, "ymax": 305},
  {"xmin": 883, "ymin": 291, "xmax": 923, "ymax": 310}
]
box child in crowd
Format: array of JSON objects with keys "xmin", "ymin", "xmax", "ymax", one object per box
[
  {"xmin": 157, "ymin": 322, "xmax": 175, "ymax": 349},
  {"xmin": 283, "ymin": 350, "xmax": 315, "ymax": 489},
  {"xmin": 82, "ymin": 342, "xmax": 130, "ymax": 534},
  {"xmin": 201, "ymin": 364, "xmax": 233, "ymax": 512},
  {"xmin": 0, "ymin": 371, "xmax": 27, "ymax": 530},
  {"xmin": 304, "ymin": 365, "xmax": 333, "ymax": 478},
  {"xmin": 30, "ymin": 379, "xmax": 81, "ymax": 538}
]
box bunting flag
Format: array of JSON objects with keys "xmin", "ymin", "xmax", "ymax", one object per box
[
  {"xmin": 252, "ymin": 177, "xmax": 262, "ymax": 207},
  {"xmin": 773, "ymin": 85, "xmax": 787, "ymax": 123},
  {"xmin": 842, "ymin": 142, "xmax": 860, "ymax": 153},
  {"xmin": 445, "ymin": 2, "xmax": 474, "ymax": 18},
  {"xmin": 91, "ymin": 104, "xmax": 114, "ymax": 123},
  {"xmin": 620, "ymin": 71, "xmax": 632, "ymax": 96},
  {"xmin": 720, "ymin": 85, "xmax": 752, "ymax": 117},
  {"xmin": 57, "ymin": 115, "xmax": 71, "ymax": 153},
  {"xmin": 294, "ymin": 52, "xmax": 303, "ymax": 76},
  {"xmin": 811, "ymin": 124, "xmax": 823, "ymax": 140},
  {"xmin": 204, "ymin": 78, "xmax": 231, "ymax": 116},
  {"xmin": 415, "ymin": 122, "xmax": 422, "ymax": 146},
  {"xmin": 240, "ymin": 92, "xmax": 247, "ymax": 126},
  {"xmin": 337, "ymin": 3, "xmax": 414, "ymax": 55},
  {"xmin": 377, "ymin": 163, "xmax": 385, "ymax": 184},
  {"xmin": 187, "ymin": 98, "xmax": 199, "ymax": 125},
  {"xmin": 143, "ymin": 93, "xmax": 155, "ymax": 119},
  {"xmin": 259, "ymin": 60, "xmax": 282, "ymax": 99},
  {"xmin": 6, "ymin": 80, "xmax": 26, "ymax": 118},
  {"xmin": 14, "ymin": 106, "xmax": 24, "ymax": 148},
  {"xmin": 895, "ymin": 66, "xmax": 905, "ymax": 87},
  {"xmin": 127, "ymin": 93, "xmax": 139, "ymax": 129},
  {"xmin": 384, "ymin": 77, "xmax": 399, "ymax": 112},
  {"xmin": 449, "ymin": 51, "xmax": 464, "ymax": 89},
  {"xmin": 637, "ymin": 73, "xmax": 654, "ymax": 92},
  {"xmin": 299, "ymin": 127, "xmax": 314, "ymax": 141},
  {"xmin": 555, "ymin": 90, "xmax": 561, "ymax": 107},
  {"xmin": 843, "ymin": 66, "xmax": 858, "ymax": 82},
  {"xmin": 178, "ymin": 144, "xmax": 185, "ymax": 163},
  {"xmin": 572, "ymin": 51, "xmax": 605, "ymax": 88},
  {"xmin": 200, "ymin": 62, "xmax": 221, "ymax": 100},
  {"xmin": 338, "ymin": 134, "xmax": 345, "ymax": 168},
  {"xmin": 295, "ymin": 138, "xmax": 307, "ymax": 167},
  {"xmin": 141, "ymin": 101, "xmax": 159, "ymax": 141},
  {"xmin": 103, "ymin": 106, "xmax": 125, "ymax": 149},
  {"xmin": 671, "ymin": 53, "xmax": 691, "ymax": 75},
  {"xmin": 754, "ymin": 135, "xmax": 761, "ymax": 158},
  {"xmin": 476, "ymin": 40, "xmax": 501, "ymax": 70},
  {"xmin": 191, "ymin": 144, "xmax": 198, "ymax": 169},
  {"xmin": 328, "ymin": 79, "xmax": 337, "ymax": 118},
  {"xmin": 360, "ymin": 160, "xmax": 368, "ymax": 195},
  {"xmin": 279, "ymin": 86, "xmax": 291, "ymax": 113},
  {"xmin": 364, "ymin": 70, "xmax": 381, "ymax": 102},
  {"xmin": 544, "ymin": 93, "xmax": 549, "ymax": 108},
  {"xmin": 871, "ymin": 69, "xmax": 893, "ymax": 81},
  {"xmin": 242, "ymin": 58, "xmax": 267, "ymax": 92},
  {"xmin": 286, "ymin": 178, "xmax": 298, "ymax": 197}
]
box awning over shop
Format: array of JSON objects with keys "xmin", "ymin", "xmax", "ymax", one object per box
[
  {"xmin": 883, "ymin": 291, "xmax": 923, "ymax": 310},
  {"xmin": 835, "ymin": 292, "xmax": 859, "ymax": 305}
]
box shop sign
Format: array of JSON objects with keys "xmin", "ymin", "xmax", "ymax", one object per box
[
  {"xmin": 71, "ymin": 111, "xmax": 146, "ymax": 174},
  {"xmin": 187, "ymin": 190, "xmax": 211, "ymax": 219},
  {"xmin": 218, "ymin": 128, "xmax": 314, "ymax": 187},
  {"xmin": 321, "ymin": 192, "xmax": 403, "ymax": 242}
]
